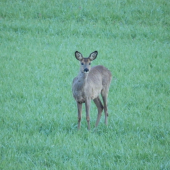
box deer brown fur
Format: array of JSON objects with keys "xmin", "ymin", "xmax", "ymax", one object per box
[{"xmin": 72, "ymin": 51, "xmax": 112, "ymax": 130}]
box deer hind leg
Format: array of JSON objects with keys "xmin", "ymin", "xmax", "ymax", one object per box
[
  {"xmin": 93, "ymin": 97, "xmax": 104, "ymax": 127},
  {"xmin": 101, "ymin": 89, "xmax": 109, "ymax": 125},
  {"xmin": 77, "ymin": 102, "xmax": 82, "ymax": 129}
]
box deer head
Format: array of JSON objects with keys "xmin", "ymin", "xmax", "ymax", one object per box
[{"xmin": 75, "ymin": 51, "xmax": 98, "ymax": 73}]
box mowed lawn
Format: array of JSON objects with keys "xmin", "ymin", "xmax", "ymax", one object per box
[{"xmin": 0, "ymin": 0, "xmax": 170, "ymax": 169}]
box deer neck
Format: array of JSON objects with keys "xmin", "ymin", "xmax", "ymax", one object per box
[{"xmin": 77, "ymin": 72, "xmax": 88, "ymax": 88}]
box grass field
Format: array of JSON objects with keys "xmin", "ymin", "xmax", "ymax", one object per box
[{"xmin": 0, "ymin": 0, "xmax": 170, "ymax": 169}]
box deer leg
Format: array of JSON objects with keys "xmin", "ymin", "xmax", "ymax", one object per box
[
  {"xmin": 93, "ymin": 97, "xmax": 103, "ymax": 127},
  {"xmin": 85, "ymin": 98, "xmax": 91, "ymax": 130},
  {"xmin": 101, "ymin": 91, "xmax": 109, "ymax": 125},
  {"xmin": 77, "ymin": 102, "xmax": 82, "ymax": 129}
]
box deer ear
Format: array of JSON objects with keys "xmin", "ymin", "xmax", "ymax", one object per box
[
  {"xmin": 75, "ymin": 51, "xmax": 83, "ymax": 61},
  {"xmin": 88, "ymin": 51, "xmax": 98, "ymax": 61}
]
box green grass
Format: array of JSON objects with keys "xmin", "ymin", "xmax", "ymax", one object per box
[{"xmin": 0, "ymin": 0, "xmax": 170, "ymax": 169}]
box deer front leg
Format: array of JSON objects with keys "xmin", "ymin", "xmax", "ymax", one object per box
[
  {"xmin": 85, "ymin": 98, "xmax": 91, "ymax": 130},
  {"xmin": 77, "ymin": 102, "xmax": 82, "ymax": 129}
]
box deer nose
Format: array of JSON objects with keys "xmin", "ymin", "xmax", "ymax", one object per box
[{"xmin": 84, "ymin": 68, "xmax": 89, "ymax": 72}]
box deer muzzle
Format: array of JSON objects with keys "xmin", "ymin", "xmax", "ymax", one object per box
[{"xmin": 84, "ymin": 68, "xmax": 89, "ymax": 73}]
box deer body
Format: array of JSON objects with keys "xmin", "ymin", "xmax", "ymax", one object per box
[{"xmin": 72, "ymin": 51, "xmax": 112, "ymax": 130}]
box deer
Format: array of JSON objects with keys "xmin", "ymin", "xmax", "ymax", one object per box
[{"xmin": 72, "ymin": 51, "xmax": 112, "ymax": 130}]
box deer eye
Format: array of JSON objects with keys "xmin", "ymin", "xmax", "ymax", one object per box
[{"xmin": 81, "ymin": 63, "xmax": 84, "ymax": 65}]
